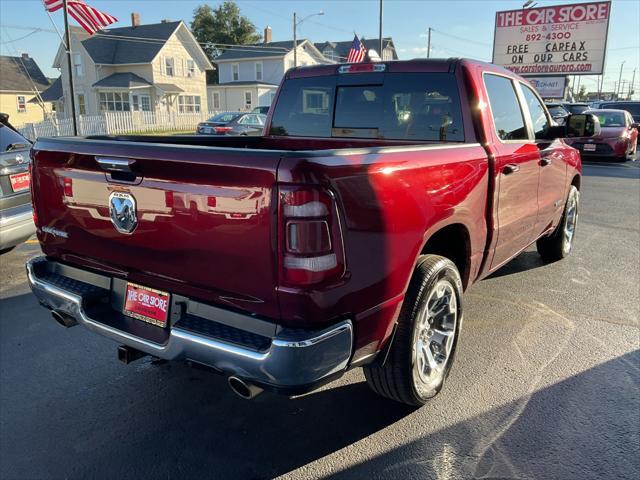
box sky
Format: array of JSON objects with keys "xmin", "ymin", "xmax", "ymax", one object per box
[{"xmin": 1, "ymin": 0, "xmax": 638, "ymax": 97}]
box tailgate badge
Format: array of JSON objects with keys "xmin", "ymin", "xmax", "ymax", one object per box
[{"xmin": 109, "ymin": 191, "xmax": 137, "ymax": 234}]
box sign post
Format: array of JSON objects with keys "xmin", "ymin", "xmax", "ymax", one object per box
[{"xmin": 492, "ymin": 1, "xmax": 611, "ymax": 77}]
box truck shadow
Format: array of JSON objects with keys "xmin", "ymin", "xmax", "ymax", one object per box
[
  {"xmin": 0, "ymin": 292, "xmax": 413, "ymax": 480},
  {"xmin": 486, "ymin": 250, "xmax": 547, "ymax": 279}
]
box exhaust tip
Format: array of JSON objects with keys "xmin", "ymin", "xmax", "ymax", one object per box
[
  {"xmin": 51, "ymin": 310, "xmax": 78, "ymax": 328},
  {"xmin": 228, "ymin": 376, "xmax": 263, "ymax": 400}
]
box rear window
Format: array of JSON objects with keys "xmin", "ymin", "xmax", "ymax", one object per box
[
  {"xmin": 210, "ymin": 113, "xmax": 239, "ymax": 122},
  {"xmin": 269, "ymin": 73, "xmax": 465, "ymax": 142},
  {"xmin": 0, "ymin": 124, "xmax": 30, "ymax": 152},
  {"xmin": 592, "ymin": 111, "xmax": 626, "ymax": 127},
  {"xmin": 567, "ymin": 104, "xmax": 589, "ymax": 114},
  {"xmin": 600, "ymin": 103, "xmax": 640, "ymax": 116}
]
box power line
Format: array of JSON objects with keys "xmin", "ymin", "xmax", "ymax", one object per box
[{"xmin": 431, "ymin": 28, "xmax": 491, "ymax": 48}]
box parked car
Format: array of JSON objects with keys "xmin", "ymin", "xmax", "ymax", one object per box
[
  {"xmin": 565, "ymin": 109, "xmax": 638, "ymax": 161},
  {"xmin": 196, "ymin": 112, "xmax": 242, "ymax": 135},
  {"xmin": 251, "ymin": 106, "xmax": 270, "ymax": 115},
  {"xmin": 594, "ymin": 101, "xmax": 640, "ymax": 123},
  {"xmin": 0, "ymin": 113, "xmax": 35, "ymax": 254},
  {"xmin": 563, "ymin": 103, "xmax": 590, "ymax": 114},
  {"xmin": 545, "ymin": 102, "xmax": 570, "ymax": 125},
  {"xmin": 217, "ymin": 113, "xmax": 266, "ymax": 136},
  {"xmin": 27, "ymin": 59, "xmax": 598, "ymax": 406}
]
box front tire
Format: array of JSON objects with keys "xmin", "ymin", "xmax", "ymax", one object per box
[
  {"xmin": 537, "ymin": 185, "xmax": 579, "ymax": 262},
  {"xmin": 364, "ymin": 255, "xmax": 463, "ymax": 406}
]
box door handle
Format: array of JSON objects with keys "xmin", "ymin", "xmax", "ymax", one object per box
[
  {"xmin": 503, "ymin": 163, "xmax": 520, "ymax": 175},
  {"xmin": 540, "ymin": 158, "xmax": 552, "ymax": 167}
]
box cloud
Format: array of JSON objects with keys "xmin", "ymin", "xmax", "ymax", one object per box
[{"xmin": 412, "ymin": 46, "xmax": 430, "ymax": 54}]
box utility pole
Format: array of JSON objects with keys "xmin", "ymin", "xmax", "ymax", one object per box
[
  {"xmin": 427, "ymin": 27, "xmax": 432, "ymax": 59},
  {"xmin": 378, "ymin": 0, "xmax": 383, "ymax": 55},
  {"xmin": 616, "ymin": 60, "xmax": 625, "ymax": 98},
  {"xmin": 63, "ymin": 0, "xmax": 78, "ymax": 135},
  {"xmin": 629, "ymin": 68, "xmax": 636, "ymax": 100},
  {"xmin": 293, "ymin": 12, "xmax": 297, "ymax": 67}
]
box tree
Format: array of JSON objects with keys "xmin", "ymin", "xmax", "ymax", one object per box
[
  {"xmin": 576, "ymin": 85, "xmax": 587, "ymax": 101},
  {"xmin": 191, "ymin": 1, "xmax": 261, "ymax": 82}
]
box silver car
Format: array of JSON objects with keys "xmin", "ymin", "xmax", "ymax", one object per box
[{"xmin": 0, "ymin": 114, "xmax": 35, "ymax": 253}]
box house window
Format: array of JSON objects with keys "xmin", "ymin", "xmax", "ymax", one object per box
[
  {"xmin": 16, "ymin": 96, "xmax": 26, "ymax": 112},
  {"xmin": 178, "ymin": 95, "xmax": 201, "ymax": 113},
  {"xmin": 132, "ymin": 94, "xmax": 151, "ymax": 112},
  {"xmin": 73, "ymin": 53, "xmax": 83, "ymax": 76},
  {"xmin": 76, "ymin": 93, "xmax": 86, "ymax": 115},
  {"xmin": 244, "ymin": 91, "xmax": 252, "ymax": 109},
  {"xmin": 212, "ymin": 92, "xmax": 221, "ymax": 109},
  {"xmin": 232, "ymin": 63, "xmax": 239, "ymax": 81},
  {"xmin": 255, "ymin": 62, "xmax": 263, "ymax": 81},
  {"xmin": 323, "ymin": 48, "xmax": 337, "ymax": 61},
  {"xmin": 186, "ymin": 59, "xmax": 196, "ymax": 77},
  {"xmin": 99, "ymin": 91, "xmax": 131, "ymax": 112},
  {"xmin": 269, "ymin": 92, "xmax": 276, "ymax": 105},
  {"xmin": 165, "ymin": 57, "xmax": 175, "ymax": 76}
]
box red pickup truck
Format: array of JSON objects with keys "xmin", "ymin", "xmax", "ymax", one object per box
[{"xmin": 27, "ymin": 59, "xmax": 599, "ymax": 406}]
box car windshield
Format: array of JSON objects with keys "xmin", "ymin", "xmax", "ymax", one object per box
[
  {"xmin": 209, "ymin": 113, "xmax": 240, "ymax": 122},
  {"xmin": 591, "ymin": 111, "xmax": 626, "ymax": 127},
  {"xmin": 567, "ymin": 104, "xmax": 589, "ymax": 114},
  {"xmin": 547, "ymin": 106, "xmax": 568, "ymax": 117}
]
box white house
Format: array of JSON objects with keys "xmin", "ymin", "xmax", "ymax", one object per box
[
  {"xmin": 41, "ymin": 14, "xmax": 213, "ymax": 117},
  {"xmin": 208, "ymin": 26, "xmax": 332, "ymax": 112}
]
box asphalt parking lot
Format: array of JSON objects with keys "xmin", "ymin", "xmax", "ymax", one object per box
[{"xmin": 1, "ymin": 161, "xmax": 638, "ymax": 480}]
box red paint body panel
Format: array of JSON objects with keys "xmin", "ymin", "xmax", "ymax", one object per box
[{"xmin": 30, "ymin": 59, "xmax": 582, "ymax": 363}]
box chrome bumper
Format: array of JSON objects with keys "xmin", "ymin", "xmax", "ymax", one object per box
[
  {"xmin": 26, "ymin": 256, "xmax": 353, "ymax": 392},
  {"xmin": 0, "ymin": 204, "xmax": 35, "ymax": 250}
]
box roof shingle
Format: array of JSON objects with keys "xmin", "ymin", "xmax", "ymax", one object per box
[
  {"xmin": 0, "ymin": 55, "xmax": 50, "ymax": 92},
  {"xmin": 81, "ymin": 21, "xmax": 181, "ymax": 64}
]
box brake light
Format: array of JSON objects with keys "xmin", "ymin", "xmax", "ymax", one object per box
[
  {"xmin": 29, "ymin": 161, "xmax": 38, "ymax": 226},
  {"xmin": 63, "ymin": 177, "xmax": 73, "ymax": 197},
  {"xmin": 338, "ymin": 63, "xmax": 386, "ymax": 74},
  {"xmin": 215, "ymin": 126, "xmax": 232, "ymax": 133},
  {"xmin": 279, "ymin": 186, "xmax": 345, "ymax": 286}
]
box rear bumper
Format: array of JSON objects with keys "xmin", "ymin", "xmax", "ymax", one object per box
[
  {"xmin": 0, "ymin": 203, "xmax": 35, "ymax": 250},
  {"xmin": 26, "ymin": 256, "xmax": 353, "ymax": 394}
]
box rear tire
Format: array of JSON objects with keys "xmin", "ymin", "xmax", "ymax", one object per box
[
  {"xmin": 364, "ymin": 255, "xmax": 463, "ymax": 406},
  {"xmin": 537, "ymin": 185, "xmax": 579, "ymax": 262}
]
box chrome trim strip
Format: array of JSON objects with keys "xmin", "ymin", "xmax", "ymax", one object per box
[
  {"xmin": 96, "ymin": 157, "xmax": 136, "ymax": 172},
  {"xmin": 272, "ymin": 322, "xmax": 351, "ymax": 348}
]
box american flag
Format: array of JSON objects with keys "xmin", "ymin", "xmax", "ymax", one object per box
[
  {"xmin": 44, "ymin": 0, "xmax": 117, "ymax": 35},
  {"xmin": 346, "ymin": 35, "xmax": 366, "ymax": 63}
]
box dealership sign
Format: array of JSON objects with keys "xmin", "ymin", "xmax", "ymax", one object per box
[
  {"xmin": 527, "ymin": 77, "xmax": 567, "ymax": 98},
  {"xmin": 493, "ymin": 1, "xmax": 611, "ymax": 76}
]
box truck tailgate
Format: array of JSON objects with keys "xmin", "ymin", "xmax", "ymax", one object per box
[{"xmin": 31, "ymin": 138, "xmax": 281, "ymax": 319}]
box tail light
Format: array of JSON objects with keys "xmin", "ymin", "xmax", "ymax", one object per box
[
  {"xmin": 215, "ymin": 126, "xmax": 232, "ymax": 134},
  {"xmin": 279, "ymin": 185, "xmax": 345, "ymax": 286},
  {"xmin": 28, "ymin": 161, "xmax": 38, "ymax": 226},
  {"xmin": 63, "ymin": 177, "xmax": 73, "ymax": 197}
]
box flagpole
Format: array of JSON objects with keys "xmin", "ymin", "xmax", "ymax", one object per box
[
  {"xmin": 378, "ymin": 0, "xmax": 383, "ymax": 55},
  {"xmin": 63, "ymin": 0, "xmax": 78, "ymax": 135}
]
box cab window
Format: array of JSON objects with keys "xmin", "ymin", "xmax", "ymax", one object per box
[
  {"xmin": 521, "ymin": 84, "xmax": 550, "ymax": 140},
  {"xmin": 484, "ymin": 74, "xmax": 528, "ymax": 141}
]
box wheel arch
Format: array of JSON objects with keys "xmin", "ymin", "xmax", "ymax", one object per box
[
  {"xmin": 419, "ymin": 222, "xmax": 472, "ymax": 289},
  {"xmin": 571, "ymin": 174, "xmax": 581, "ymax": 191}
]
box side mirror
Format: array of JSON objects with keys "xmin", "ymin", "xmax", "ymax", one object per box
[
  {"xmin": 631, "ymin": 122, "xmax": 639, "ymax": 130},
  {"xmin": 565, "ymin": 113, "xmax": 601, "ymax": 138}
]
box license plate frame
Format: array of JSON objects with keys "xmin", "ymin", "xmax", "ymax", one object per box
[
  {"xmin": 204, "ymin": 127, "xmax": 213, "ymax": 134},
  {"xmin": 583, "ymin": 143, "xmax": 597, "ymax": 152},
  {"xmin": 123, "ymin": 282, "xmax": 170, "ymax": 328},
  {"xmin": 9, "ymin": 172, "xmax": 30, "ymax": 192}
]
